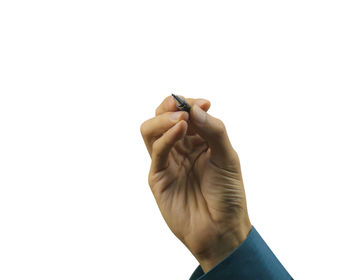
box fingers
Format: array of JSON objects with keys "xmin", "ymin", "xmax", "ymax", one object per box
[
  {"xmin": 155, "ymin": 95, "xmax": 211, "ymax": 116},
  {"xmin": 155, "ymin": 95, "xmax": 211, "ymax": 136},
  {"xmin": 150, "ymin": 120, "xmax": 188, "ymax": 173},
  {"xmin": 155, "ymin": 95, "xmax": 178, "ymax": 115},
  {"xmin": 140, "ymin": 111, "xmax": 189, "ymax": 156},
  {"xmin": 189, "ymin": 104, "xmax": 237, "ymax": 168}
]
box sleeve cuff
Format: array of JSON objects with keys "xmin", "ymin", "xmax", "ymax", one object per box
[{"xmin": 189, "ymin": 226, "xmax": 293, "ymax": 280}]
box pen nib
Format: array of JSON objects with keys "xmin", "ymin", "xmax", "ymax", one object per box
[{"xmin": 171, "ymin": 93, "xmax": 191, "ymax": 113}]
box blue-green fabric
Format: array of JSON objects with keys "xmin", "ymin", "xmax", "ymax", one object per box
[{"xmin": 189, "ymin": 226, "xmax": 293, "ymax": 280}]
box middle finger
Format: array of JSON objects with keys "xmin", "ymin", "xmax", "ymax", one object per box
[{"xmin": 141, "ymin": 111, "xmax": 189, "ymax": 155}]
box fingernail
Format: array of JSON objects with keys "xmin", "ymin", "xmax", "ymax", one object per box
[
  {"xmin": 170, "ymin": 111, "xmax": 183, "ymax": 122},
  {"xmin": 193, "ymin": 104, "xmax": 206, "ymax": 124}
]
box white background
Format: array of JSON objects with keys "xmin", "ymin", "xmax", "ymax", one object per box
[{"xmin": 1, "ymin": 1, "xmax": 349, "ymax": 279}]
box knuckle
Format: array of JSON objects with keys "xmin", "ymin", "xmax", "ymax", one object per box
[
  {"xmin": 151, "ymin": 140, "xmax": 161, "ymax": 157},
  {"xmin": 148, "ymin": 171, "xmax": 154, "ymax": 187},
  {"xmin": 140, "ymin": 121, "xmax": 148, "ymax": 136},
  {"xmin": 163, "ymin": 138, "xmax": 171, "ymax": 148},
  {"xmin": 151, "ymin": 136, "xmax": 170, "ymax": 158},
  {"xmin": 233, "ymin": 149, "xmax": 240, "ymax": 161},
  {"xmin": 215, "ymin": 119, "xmax": 226, "ymax": 135},
  {"xmin": 155, "ymin": 107, "xmax": 160, "ymax": 116},
  {"xmin": 148, "ymin": 171, "xmax": 161, "ymax": 196}
]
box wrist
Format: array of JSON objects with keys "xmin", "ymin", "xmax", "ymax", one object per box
[{"xmin": 196, "ymin": 220, "xmax": 252, "ymax": 273}]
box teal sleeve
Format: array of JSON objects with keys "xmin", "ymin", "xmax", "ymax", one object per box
[{"xmin": 189, "ymin": 226, "xmax": 293, "ymax": 280}]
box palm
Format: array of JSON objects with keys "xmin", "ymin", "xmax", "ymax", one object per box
[{"xmin": 150, "ymin": 133, "xmax": 245, "ymax": 255}]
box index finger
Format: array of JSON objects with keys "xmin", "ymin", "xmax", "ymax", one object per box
[{"xmin": 155, "ymin": 95, "xmax": 211, "ymax": 116}]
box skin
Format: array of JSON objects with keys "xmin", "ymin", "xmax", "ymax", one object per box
[{"xmin": 140, "ymin": 96, "xmax": 252, "ymax": 273}]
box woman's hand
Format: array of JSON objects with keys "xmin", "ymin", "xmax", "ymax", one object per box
[{"xmin": 140, "ymin": 95, "xmax": 252, "ymax": 272}]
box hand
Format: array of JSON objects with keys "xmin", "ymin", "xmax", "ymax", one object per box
[{"xmin": 140, "ymin": 96, "xmax": 252, "ymax": 272}]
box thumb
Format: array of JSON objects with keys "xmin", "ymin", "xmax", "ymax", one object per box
[{"xmin": 190, "ymin": 104, "xmax": 236, "ymax": 168}]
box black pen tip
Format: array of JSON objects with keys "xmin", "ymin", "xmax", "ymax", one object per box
[{"xmin": 171, "ymin": 93, "xmax": 181, "ymax": 103}]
